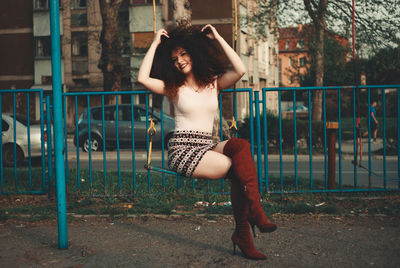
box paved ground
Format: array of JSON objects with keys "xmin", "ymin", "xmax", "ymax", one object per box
[{"xmin": 1, "ymin": 214, "xmax": 399, "ymax": 267}]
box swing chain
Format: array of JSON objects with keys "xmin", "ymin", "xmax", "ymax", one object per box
[{"xmin": 144, "ymin": 118, "xmax": 157, "ymax": 170}]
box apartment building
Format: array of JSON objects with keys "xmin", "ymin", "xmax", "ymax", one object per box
[
  {"xmin": 279, "ymin": 24, "xmax": 350, "ymax": 88},
  {"xmin": 0, "ymin": 0, "xmax": 35, "ymax": 115},
  {"xmin": 1, "ymin": 0, "xmax": 279, "ymax": 126}
]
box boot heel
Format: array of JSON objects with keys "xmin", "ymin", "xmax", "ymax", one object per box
[{"xmin": 232, "ymin": 241, "xmax": 237, "ymax": 255}]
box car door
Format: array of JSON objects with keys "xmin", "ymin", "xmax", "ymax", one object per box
[
  {"xmin": 102, "ymin": 106, "xmax": 117, "ymax": 147},
  {"xmin": 118, "ymin": 105, "xmax": 133, "ymax": 148},
  {"xmin": 133, "ymin": 106, "xmax": 149, "ymax": 145}
]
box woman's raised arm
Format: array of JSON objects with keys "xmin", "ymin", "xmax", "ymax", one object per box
[
  {"xmin": 137, "ymin": 29, "xmax": 169, "ymax": 95},
  {"xmin": 201, "ymin": 24, "xmax": 246, "ymax": 90}
]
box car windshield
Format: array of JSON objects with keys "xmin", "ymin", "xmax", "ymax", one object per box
[
  {"xmin": 84, "ymin": 105, "xmax": 174, "ymax": 122},
  {"xmin": 10, "ymin": 114, "xmax": 39, "ymax": 126}
]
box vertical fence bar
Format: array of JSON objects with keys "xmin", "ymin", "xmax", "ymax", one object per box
[
  {"xmin": 49, "ymin": 0, "xmax": 68, "ymax": 248},
  {"xmin": 177, "ymin": 174, "xmax": 181, "ymax": 190},
  {"xmin": 74, "ymin": 96, "xmax": 81, "ymax": 190},
  {"xmin": 247, "ymin": 90, "xmax": 255, "ymax": 156},
  {"xmin": 219, "ymin": 93, "xmax": 224, "ymax": 192},
  {"xmin": 101, "ymin": 95, "xmax": 107, "ymax": 192},
  {"xmin": 145, "ymin": 94, "xmax": 151, "ymax": 192},
  {"xmin": 382, "ymin": 88, "xmax": 387, "ymax": 187},
  {"xmin": 278, "ymin": 91, "xmax": 283, "ymax": 190},
  {"xmin": 0, "ymin": 94, "xmax": 3, "ymax": 193},
  {"xmin": 293, "ymin": 90, "xmax": 298, "ymax": 189},
  {"xmin": 323, "ymin": 89, "xmax": 327, "ymax": 189},
  {"xmin": 46, "ymin": 96, "xmax": 53, "ymax": 186},
  {"xmin": 254, "ymin": 92, "xmax": 262, "ymax": 193},
  {"xmin": 116, "ymin": 96, "xmax": 122, "ymax": 191},
  {"xmin": 368, "ymin": 88, "xmax": 372, "ymax": 185},
  {"xmin": 130, "ymin": 95, "xmax": 136, "ymax": 194},
  {"xmin": 249, "ymin": 89, "xmax": 254, "ymax": 157},
  {"xmin": 352, "ymin": 87, "xmax": 358, "ymax": 187},
  {"xmin": 308, "ymin": 90, "xmax": 313, "ymax": 190},
  {"xmin": 27, "ymin": 93, "xmax": 32, "ymax": 187},
  {"xmin": 262, "ymin": 89, "xmax": 269, "ymax": 192},
  {"xmin": 87, "ymin": 96, "xmax": 92, "ymax": 189},
  {"xmin": 338, "ymin": 88, "xmax": 342, "ymax": 189},
  {"xmin": 160, "ymin": 96, "xmax": 166, "ymax": 192},
  {"xmin": 101, "ymin": 94, "xmax": 107, "ymax": 194},
  {"xmin": 63, "ymin": 95, "xmax": 68, "ymax": 184},
  {"xmin": 398, "ymin": 87, "xmax": 400, "ymax": 189},
  {"xmin": 13, "ymin": 92, "xmax": 17, "ymax": 188},
  {"xmin": 39, "ymin": 91, "xmax": 46, "ymax": 193}
]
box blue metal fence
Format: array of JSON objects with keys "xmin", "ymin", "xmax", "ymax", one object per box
[
  {"xmin": 0, "ymin": 89, "xmax": 46, "ymax": 194},
  {"xmin": 1, "ymin": 85, "xmax": 399, "ymax": 195}
]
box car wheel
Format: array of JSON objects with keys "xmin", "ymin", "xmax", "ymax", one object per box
[
  {"xmin": 81, "ymin": 134, "xmax": 102, "ymax": 152},
  {"xmin": 3, "ymin": 144, "xmax": 24, "ymax": 166}
]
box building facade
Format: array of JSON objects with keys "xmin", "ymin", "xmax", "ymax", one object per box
[
  {"xmin": 278, "ymin": 24, "xmax": 350, "ymax": 88},
  {"xmin": 1, "ymin": 0, "xmax": 279, "ymax": 127}
]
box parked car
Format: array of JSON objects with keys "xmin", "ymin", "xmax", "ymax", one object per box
[
  {"xmin": 1, "ymin": 114, "xmax": 47, "ymax": 166},
  {"xmin": 285, "ymin": 105, "xmax": 309, "ymax": 112},
  {"xmin": 74, "ymin": 104, "xmax": 175, "ymax": 152}
]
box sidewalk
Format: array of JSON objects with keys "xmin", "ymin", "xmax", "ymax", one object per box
[{"xmin": 1, "ymin": 214, "xmax": 399, "ymax": 267}]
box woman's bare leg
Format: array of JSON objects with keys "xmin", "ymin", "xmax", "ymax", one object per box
[{"xmin": 191, "ymin": 141, "xmax": 231, "ymax": 179}]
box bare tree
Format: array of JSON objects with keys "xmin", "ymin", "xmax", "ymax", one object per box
[
  {"xmin": 98, "ymin": 0, "xmax": 124, "ymax": 103},
  {"xmin": 251, "ymin": 0, "xmax": 400, "ymax": 121},
  {"xmin": 304, "ymin": 0, "xmax": 327, "ymax": 121}
]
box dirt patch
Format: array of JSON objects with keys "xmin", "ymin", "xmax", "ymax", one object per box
[{"xmin": 0, "ymin": 214, "xmax": 399, "ymax": 267}]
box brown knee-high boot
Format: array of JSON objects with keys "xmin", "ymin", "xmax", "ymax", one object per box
[
  {"xmin": 224, "ymin": 138, "xmax": 277, "ymax": 237},
  {"xmin": 230, "ymin": 176, "xmax": 266, "ymax": 260}
]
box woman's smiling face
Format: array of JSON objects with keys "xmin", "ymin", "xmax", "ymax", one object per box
[{"xmin": 171, "ymin": 47, "xmax": 193, "ymax": 75}]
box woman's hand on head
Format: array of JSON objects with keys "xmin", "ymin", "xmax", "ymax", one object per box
[
  {"xmin": 201, "ymin": 24, "xmax": 220, "ymax": 40},
  {"xmin": 153, "ymin": 29, "xmax": 169, "ymax": 45}
]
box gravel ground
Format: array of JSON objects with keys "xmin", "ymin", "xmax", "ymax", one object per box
[{"xmin": 0, "ymin": 214, "xmax": 399, "ymax": 268}]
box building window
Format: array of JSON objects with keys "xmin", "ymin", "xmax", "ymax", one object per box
[
  {"xmin": 285, "ymin": 40, "xmax": 290, "ymax": 50},
  {"xmin": 290, "ymin": 76, "xmax": 294, "ymax": 84},
  {"xmin": 41, "ymin": 76, "xmax": 52, "ymax": 85},
  {"xmin": 71, "ymin": 32, "xmax": 88, "ymax": 56},
  {"xmin": 299, "ymin": 57, "xmax": 306, "ymax": 67},
  {"xmin": 297, "ymin": 39, "xmax": 305, "ymax": 49},
  {"xmin": 35, "ymin": 37, "xmax": 51, "ymax": 57},
  {"xmin": 71, "ymin": 13, "xmax": 87, "ymax": 27},
  {"xmin": 289, "ymin": 57, "xmax": 296, "ymax": 67},
  {"xmin": 34, "ymin": 0, "xmax": 48, "ymax": 9},
  {"xmin": 72, "ymin": 61, "xmax": 88, "ymax": 75},
  {"xmin": 71, "ymin": 0, "xmax": 87, "ymax": 9},
  {"xmin": 131, "ymin": 0, "xmax": 160, "ymax": 5},
  {"xmin": 73, "ymin": 79, "xmax": 89, "ymax": 87}
]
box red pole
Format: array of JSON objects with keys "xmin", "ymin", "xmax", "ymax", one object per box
[{"xmin": 352, "ymin": 0, "xmax": 356, "ymax": 62}]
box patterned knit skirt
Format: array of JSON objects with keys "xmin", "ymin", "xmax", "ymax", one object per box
[{"xmin": 168, "ymin": 130, "xmax": 217, "ymax": 177}]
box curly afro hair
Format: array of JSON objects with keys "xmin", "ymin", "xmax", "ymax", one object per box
[{"xmin": 151, "ymin": 25, "xmax": 229, "ymax": 100}]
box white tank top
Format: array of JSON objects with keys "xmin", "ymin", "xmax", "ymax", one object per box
[{"xmin": 173, "ymin": 80, "xmax": 218, "ymax": 133}]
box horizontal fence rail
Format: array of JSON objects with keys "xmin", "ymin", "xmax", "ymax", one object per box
[{"xmin": 1, "ymin": 85, "xmax": 399, "ymax": 195}]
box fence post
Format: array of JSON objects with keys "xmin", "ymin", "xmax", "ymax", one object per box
[
  {"xmin": 327, "ymin": 122, "xmax": 338, "ymax": 189},
  {"xmin": 49, "ymin": 0, "xmax": 68, "ymax": 249},
  {"xmin": 254, "ymin": 92, "xmax": 263, "ymax": 193}
]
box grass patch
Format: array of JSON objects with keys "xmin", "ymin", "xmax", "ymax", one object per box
[{"xmin": 1, "ymin": 170, "xmax": 399, "ymax": 222}]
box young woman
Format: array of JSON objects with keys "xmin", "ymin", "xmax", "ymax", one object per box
[{"xmin": 138, "ymin": 24, "xmax": 276, "ymax": 260}]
